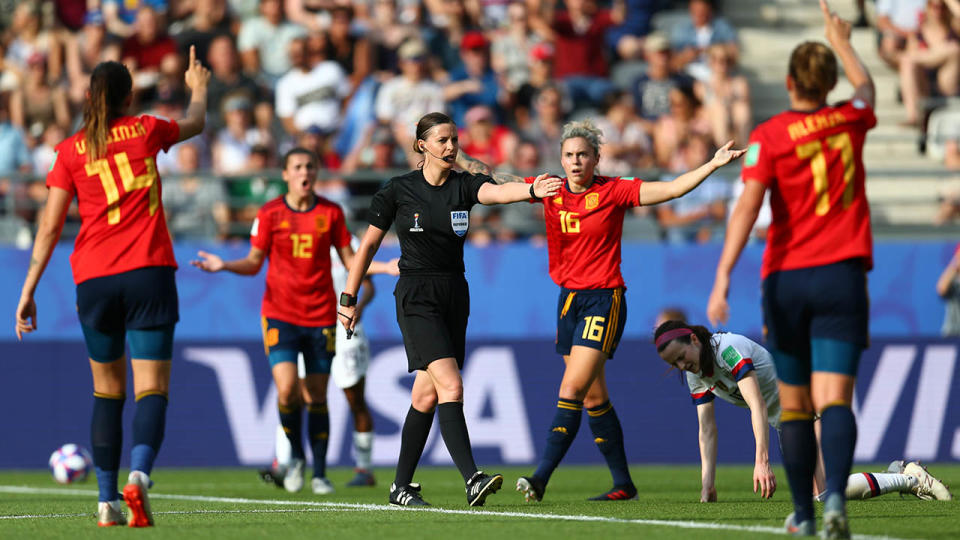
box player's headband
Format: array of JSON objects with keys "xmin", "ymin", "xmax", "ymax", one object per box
[{"xmin": 655, "ymin": 328, "xmax": 693, "ymax": 349}]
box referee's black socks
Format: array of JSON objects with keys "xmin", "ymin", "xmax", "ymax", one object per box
[
  {"xmin": 394, "ymin": 405, "xmax": 435, "ymax": 487},
  {"xmin": 533, "ymin": 398, "xmax": 583, "ymax": 483},
  {"xmin": 438, "ymin": 402, "xmax": 478, "ymax": 482}
]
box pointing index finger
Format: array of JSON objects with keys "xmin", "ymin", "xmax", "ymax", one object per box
[{"xmin": 189, "ymin": 45, "xmax": 196, "ymax": 66}]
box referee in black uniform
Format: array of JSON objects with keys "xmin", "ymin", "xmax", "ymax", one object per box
[{"xmin": 338, "ymin": 112, "xmax": 561, "ymax": 507}]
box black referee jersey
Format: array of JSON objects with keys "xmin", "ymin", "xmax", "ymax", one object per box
[{"xmin": 368, "ymin": 169, "xmax": 494, "ymax": 274}]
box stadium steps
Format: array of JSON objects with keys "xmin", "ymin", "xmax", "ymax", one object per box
[{"xmin": 711, "ymin": 0, "xmax": 948, "ymax": 226}]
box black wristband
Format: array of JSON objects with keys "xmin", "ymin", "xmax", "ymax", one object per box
[
  {"xmin": 339, "ymin": 292, "xmax": 357, "ymax": 307},
  {"xmin": 529, "ymin": 183, "xmax": 541, "ymax": 200}
]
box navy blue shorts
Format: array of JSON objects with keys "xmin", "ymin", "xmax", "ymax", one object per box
[
  {"xmin": 762, "ymin": 258, "xmax": 869, "ymax": 384},
  {"xmin": 76, "ymin": 266, "xmax": 178, "ymax": 362},
  {"xmin": 556, "ymin": 287, "xmax": 626, "ymax": 358},
  {"xmin": 262, "ymin": 317, "xmax": 335, "ymax": 374}
]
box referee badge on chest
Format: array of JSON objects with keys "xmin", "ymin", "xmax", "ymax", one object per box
[
  {"xmin": 409, "ymin": 212, "xmax": 424, "ymax": 232},
  {"xmin": 450, "ymin": 210, "xmax": 469, "ymax": 237}
]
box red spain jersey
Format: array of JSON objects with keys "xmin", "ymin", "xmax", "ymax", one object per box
[
  {"xmin": 46, "ymin": 115, "xmax": 179, "ymax": 284},
  {"xmin": 527, "ymin": 175, "xmax": 643, "ymax": 289},
  {"xmin": 251, "ymin": 196, "xmax": 351, "ymax": 326},
  {"xmin": 742, "ymin": 100, "xmax": 876, "ymax": 279}
]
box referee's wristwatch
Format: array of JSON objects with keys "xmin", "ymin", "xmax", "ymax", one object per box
[{"xmin": 339, "ymin": 292, "xmax": 357, "ymax": 307}]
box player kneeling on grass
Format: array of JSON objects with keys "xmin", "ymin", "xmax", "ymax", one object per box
[{"xmin": 653, "ymin": 320, "xmax": 953, "ymax": 504}]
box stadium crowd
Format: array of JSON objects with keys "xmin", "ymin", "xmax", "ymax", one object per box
[{"xmin": 0, "ymin": 0, "xmax": 956, "ymax": 243}]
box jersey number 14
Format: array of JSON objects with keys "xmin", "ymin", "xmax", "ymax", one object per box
[{"xmin": 85, "ymin": 151, "xmax": 159, "ymax": 225}]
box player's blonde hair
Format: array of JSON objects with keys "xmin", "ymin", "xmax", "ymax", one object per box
[
  {"xmin": 788, "ymin": 41, "xmax": 838, "ymax": 103},
  {"xmin": 560, "ymin": 119, "xmax": 604, "ymax": 157}
]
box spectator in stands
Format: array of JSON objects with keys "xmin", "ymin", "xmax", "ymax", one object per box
[
  {"xmin": 512, "ymin": 42, "xmax": 557, "ymax": 132},
  {"xmin": 238, "ymin": 0, "xmax": 307, "ymax": 82},
  {"xmin": 696, "ymin": 43, "xmax": 752, "ymax": 147},
  {"xmin": 532, "ymin": 0, "xmax": 623, "ymax": 108},
  {"xmin": 458, "ymin": 105, "xmax": 517, "ymax": 168},
  {"xmin": 205, "ymin": 35, "xmax": 263, "ymax": 135},
  {"xmin": 655, "ymin": 134, "xmax": 730, "ymax": 244},
  {"xmin": 444, "ymin": 31, "xmax": 502, "ymax": 126},
  {"xmin": 522, "ymin": 84, "xmax": 567, "ymax": 170},
  {"xmin": 423, "ymin": 0, "xmax": 483, "ymax": 75},
  {"xmin": 373, "ymin": 37, "xmax": 445, "ymax": 168},
  {"xmin": 936, "ymin": 244, "xmax": 960, "ymax": 336},
  {"xmin": 366, "ymin": 0, "xmax": 418, "ymax": 75},
  {"xmin": 876, "ymin": 0, "xmax": 926, "ymax": 70},
  {"xmin": 654, "ymin": 85, "xmax": 711, "ymax": 169},
  {"xmin": 171, "ymin": 0, "xmax": 233, "ymax": 66},
  {"xmin": 490, "ymin": 2, "xmax": 541, "ymax": 97},
  {"xmin": 6, "ymin": 1, "xmax": 60, "ymax": 78},
  {"xmin": 298, "ymin": 125, "xmax": 342, "ymax": 171},
  {"xmin": 103, "ymin": 0, "xmax": 168, "ymax": 39},
  {"xmin": 212, "ymin": 94, "xmax": 260, "ymax": 174},
  {"xmin": 64, "ymin": 12, "xmax": 116, "ymax": 108},
  {"xmin": 594, "ymin": 90, "xmax": 653, "ymax": 175},
  {"xmin": 275, "ymin": 35, "xmax": 350, "ymax": 137},
  {"xmin": 162, "ymin": 143, "xmax": 231, "ymax": 240},
  {"xmin": 228, "ymin": 0, "xmax": 261, "ymax": 21},
  {"xmin": 669, "ymin": 0, "xmax": 739, "ymax": 81},
  {"xmin": 252, "ymin": 99, "xmax": 281, "ymax": 153},
  {"xmin": 31, "ymin": 123, "xmax": 65, "ymax": 176},
  {"xmin": 325, "ymin": 5, "xmax": 372, "ymax": 95},
  {"xmin": 498, "ymin": 139, "xmax": 548, "ymax": 242},
  {"xmin": 9, "ymin": 53, "xmax": 71, "ymax": 134},
  {"xmin": 608, "ymin": 0, "xmax": 660, "ymax": 61},
  {"xmin": 631, "ymin": 33, "xmax": 694, "ymax": 130},
  {"xmin": 945, "ymin": 133, "xmax": 960, "ymax": 169},
  {"xmin": 340, "ymin": 123, "xmax": 404, "ymax": 173},
  {"xmin": 121, "ymin": 7, "xmax": 181, "ymax": 98},
  {"xmin": 0, "ymin": 93, "xmax": 31, "ymax": 217},
  {"xmin": 898, "ymin": 0, "xmax": 960, "ymax": 127}
]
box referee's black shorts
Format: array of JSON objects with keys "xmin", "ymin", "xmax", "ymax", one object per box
[{"xmin": 394, "ymin": 273, "xmax": 469, "ymax": 372}]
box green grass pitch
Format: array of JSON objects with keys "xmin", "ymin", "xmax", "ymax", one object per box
[{"xmin": 1, "ymin": 464, "xmax": 956, "ymax": 539}]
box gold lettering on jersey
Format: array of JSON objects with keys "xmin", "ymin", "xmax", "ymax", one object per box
[
  {"xmin": 585, "ymin": 193, "xmax": 599, "ymax": 210},
  {"xmin": 786, "ymin": 111, "xmax": 847, "ymax": 141},
  {"xmin": 74, "ymin": 122, "xmax": 148, "ymax": 155}
]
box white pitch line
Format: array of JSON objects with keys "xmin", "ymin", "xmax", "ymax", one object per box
[
  {"xmin": 0, "ymin": 508, "xmax": 363, "ymax": 520},
  {"xmin": 0, "ymin": 485, "xmax": 911, "ymax": 540}
]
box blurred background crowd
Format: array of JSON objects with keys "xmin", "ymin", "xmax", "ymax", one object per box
[{"xmin": 0, "ymin": 0, "xmax": 957, "ymax": 245}]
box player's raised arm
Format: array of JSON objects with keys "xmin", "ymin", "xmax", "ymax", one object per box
[
  {"xmin": 639, "ymin": 141, "xmax": 746, "ymax": 206},
  {"xmin": 176, "ymin": 45, "xmax": 211, "ymax": 142},
  {"xmin": 696, "ymin": 402, "xmax": 719, "ymax": 502},
  {"xmin": 820, "ymin": 0, "xmax": 874, "ymax": 108}
]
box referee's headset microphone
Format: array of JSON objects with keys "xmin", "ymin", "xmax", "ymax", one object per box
[{"xmin": 420, "ymin": 142, "xmax": 447, "ymax": 163}]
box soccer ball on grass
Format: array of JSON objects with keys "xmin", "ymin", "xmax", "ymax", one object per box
[{"xmin": 49, "ymin": 443, "xmax": 93, "ymax": 484}]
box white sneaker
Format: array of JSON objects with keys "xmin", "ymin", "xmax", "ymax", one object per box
[
  {"xmin": 311, "ymin": 477, "xmax": 335, "ymax": 495},
  {"xmin": 97, "ymin": 500, "xmax": 127, "ymax": 527},
  {"xmin": 904, "ymin": 462, "xmax": 953, "ymax": 501},
  {"xmin": 122, "ymin": 471, "xmax": 153, "ymax": 527},
  {"xmin": 283, "ymin": 459, "xmax": 305, "ymax": 492}
]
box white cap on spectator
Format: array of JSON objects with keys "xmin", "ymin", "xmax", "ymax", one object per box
[
  {"xmin": 399, "ymin": 40, "xmax": 428, "ymax": 61},
  {"xmin": 644, "ymin": 33, "xmax": 671, "ymax": 54}
]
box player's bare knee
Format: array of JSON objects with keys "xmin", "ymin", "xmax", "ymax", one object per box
[
  {"xmin": 558, "ymin": 384, "xmax": 587, "ymax": 402},
  {"xmin": 276, "ymin": 385, "xmax": 301, "ymax": 407}
]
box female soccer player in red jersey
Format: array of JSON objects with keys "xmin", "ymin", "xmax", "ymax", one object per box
[
  {"xmin": 459, "ymin": 119, "xmax": 744, "ymax": 502},
  {"xmin": 15, "ymin": 48, "xmax": 209, "ymax": 528},
  {"xmin": 338, "ymin": 112, "xmax": 562, "ymax": 507},
  {"xmin": 706, "ymin": 2, "xmax": 876, "ymax": 537},
  {"xmin": 192, "ymin": 148, "xmax": 397, "ymax": 496}
]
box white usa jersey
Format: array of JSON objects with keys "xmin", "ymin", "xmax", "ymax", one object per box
[{"xmin": 686, "ymin": 333, "xmax": 782, "ymax": 428}]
